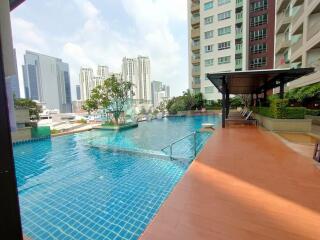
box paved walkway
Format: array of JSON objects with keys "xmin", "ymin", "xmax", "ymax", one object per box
[{"xmin": 140, "ymin": 127, "xmax": 320, "ymax": 240}]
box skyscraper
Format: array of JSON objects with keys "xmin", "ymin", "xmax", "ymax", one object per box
[
  {"xmin": 79, "ymin": 67, "xmax": 94, "ymax": 101},
  {"xmin": 11, "ymin": 49, "xmax": 20, "ymax": 98},
  {"xmin": 22, "ymin": 51, "xmax": 72, "ymax": 113},
  {"xmin": 76, "ymin": 85, "xmax": 81, "ymax": 100},
  {"xmin": 97, "ymin": 65, "xmax": 109, "ymax": 78},
  {"xmin": 122, "ymin": 56, "xmax": 152, "ymax": 106},
  {"xmin": 151, "ymin": 81, "xmax": 170, "ymax": 107},
  {"xmin": 188, "ymin": 0, "xmax": 248, "ymax": 100}
]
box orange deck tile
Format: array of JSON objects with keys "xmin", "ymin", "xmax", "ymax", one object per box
[{"xmin": 140, "ymin": 127, "xmax": 320, "ymax": 240}]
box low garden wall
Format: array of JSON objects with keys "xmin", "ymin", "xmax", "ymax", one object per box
[{"xmin": 254, "ymin": 114, "xmax": 312, "ymax": 132}]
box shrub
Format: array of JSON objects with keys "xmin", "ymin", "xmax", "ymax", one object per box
[
  {"xmin": 269, "ymin": 99, "xmax": 288, "ymax": 119},
  {"xmin": 306, "ymin": 109, "xmax": 320, "ymax": 116},
  {"xmin": 283, "ymin": 107, "xmax": 306, "ymax": 119}
]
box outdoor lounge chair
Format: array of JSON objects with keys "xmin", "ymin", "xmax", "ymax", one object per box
[{"xmin": 226, "ymin": 111, "xmax": 258, "ymax": 126}]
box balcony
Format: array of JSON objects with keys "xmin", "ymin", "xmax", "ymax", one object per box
[
  {"xmin": 307, "ymin": 18, "xmax": 320, "ymax": 41},
  {"xmin": 191, "ymin": 28, "xmax": 200, "ymax": 39},
  {"xmin": 275, "ymin": 34, "xmax": 290, "ymax": 53},
  {"xmin": 192, "ymin": 81, "xmax": 201, "ymax": 89},
  {"xmin": 235, "ymin": 44, "xmax": 242, "ymax": 54},
  {"xmin": 276, "ymin": 12, "xmax": 291, "ymax": 34},
  {"xmin": 235, "ymin": 30, "xmax": 243, "ymax": 40},
  {"xmin": 235, "ymin": 59, "xmax": 242, "ymax": 70},
  {"xmin": 191, "ymin": 3, "xmax": 200, "ymax": 13},
  {"xmin": 191, "ymin": 41, "xmax": 200, "ymax": 52},
  {"xmin": 236, "ymin": 0, "xmax": 243, "ymax": 8},
  {"xmin": 191, "ymin": 16, "xmax": 200, "ymax": 26},
  {"xmin": 291, "ymin": 37, "xmax": 303, "ymax": 60},
  {"xmin": 192, "ymin": 56, "xmax": 200, "ymax": 65},
  {"xmin": 236, "ymin": 12, "xmax": 243, "ymax": 24},
  {"xmin": 277, "ymin": 0, "xmax": 290, "ymax": 13},
  {"xmin": 192, "ymin": 67, "xmax": 201, "ymax": 77}
]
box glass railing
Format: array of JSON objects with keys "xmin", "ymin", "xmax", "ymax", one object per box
[
  {"xmin": 236, "ymin": 0, "xmax": 243, "ymax": 8},
  {"xmin": 235, "ymin": 44, "xmax": 242, "ymax": 54},
  {"xmin": 235, "ymin": 59, "xmax": 242, "ymax": 69},
  {"xmin": 236, "ymin": 12, "xmax": 243, "ymax": 23}
]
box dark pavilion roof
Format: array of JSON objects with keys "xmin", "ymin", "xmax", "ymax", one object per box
[
  {"xmin": 207, "ymin": 68, "xmax": 314, "ymax": 94},
  {"xmin": 9, "ymin": 0, "xmax": 25, "ymax": 11}
]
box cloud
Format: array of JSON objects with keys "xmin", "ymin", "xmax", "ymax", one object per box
[{"xmin": 11, "ymin": 0, "xmax": 188, "ymax": 98}]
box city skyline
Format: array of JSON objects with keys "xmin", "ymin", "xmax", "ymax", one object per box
[{"xmin": 10, "ymin": 0, "xmax": 188, "ymax": 100}]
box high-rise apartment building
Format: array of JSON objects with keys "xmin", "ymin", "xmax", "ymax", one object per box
[
  {"xmin": 151, "ymin": 81, "xmax": 170, "ymax": 107},
  {"xmin": 122, "ymin": 56, "xmax": 152, "ymax": 106},
  {"xmin": 275, "ymin": 0, "xmax": 320, "ymax": 89},
  {"xmin": 11, "ymin": 49, "xmax": 20, "ymax": 98},
  {"xmin": 23, "ymin": 51, "xmax": 72, "ymax": 113},
  {"xmin": 76, "ymin": 85, "xmax": 81, "ymax": 100},
  {"xmin": 248, "ymin": 0, "xmax": 275, "ymax": 70},
  {"xmin": 79, "ymin": 67, "xmax": 94, "ymax": 101},
  {"xmin": 97, "ymin": 65, "xmax": 109, "ymax": 78},
  {"xmin": 188, "ymin": 0, "xmax": 248, "ymax": 100}
]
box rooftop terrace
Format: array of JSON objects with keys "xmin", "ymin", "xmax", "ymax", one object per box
[{"xmin": 141, "ymin": 126, "xmax": 320, "ymax": 240}]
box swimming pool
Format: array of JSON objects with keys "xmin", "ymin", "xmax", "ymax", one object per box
[{"xmin": 14, "ymin": 115, "xmax": 219, "ymax": 240}]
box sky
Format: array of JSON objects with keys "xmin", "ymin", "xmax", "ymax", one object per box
[{"xmin": 10, "ymin": 0, "xmax": 189, "ymax": 100}]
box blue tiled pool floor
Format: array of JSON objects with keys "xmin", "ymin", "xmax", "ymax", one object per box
[
  {"xmin": 15, "ymin": 141, "xmax": 187, "ymax": 240},
  {"xmin": 14, "ymin": 116, "xmax": 219, "ymax": 239}
]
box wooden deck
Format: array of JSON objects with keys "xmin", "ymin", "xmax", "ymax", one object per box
[{"xmin": 140, "ymin": 127, "xmax": 320, "ymax": 240}]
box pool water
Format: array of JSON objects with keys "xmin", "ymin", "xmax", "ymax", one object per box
[{"xmin": 14, "ymin": 115, "xmax": 219, "ymax": 240}]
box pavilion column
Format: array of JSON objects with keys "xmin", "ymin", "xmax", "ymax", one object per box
[
  {"xmin": 222, "ymin": 77, "xmax": 227, "ymax": 128},
  {"xmin": 226, "ymin": 88, "xmax": 230, "ymax": 118},
  {"xmin": 263, "ymin": 88, "xmax": 267, "ymax": 104},
  {"xmin": 0, "ymin": 1, "xmax": 23, "ymax": 239},
  {"xmin": 279, "ymin": 81, "xmax": 284, "ymax": 99}
]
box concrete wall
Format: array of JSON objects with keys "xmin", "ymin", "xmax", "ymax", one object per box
[
  {"xmin": 11, "ymin": 127, "xmax": 32, "ymax": 142},
  {"xmin": 254, "ymin": 114, "xmax": 312, "ymax": 132},
  {"xmin": 15, "ymin": 108, "xmax": 30, "ymax": 124}
]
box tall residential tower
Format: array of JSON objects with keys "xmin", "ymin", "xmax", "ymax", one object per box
[
  {"xmin": 122, "ymin": 56, "xmax": 152, "ymax": 106},
  {"xmin": 188, "ymin": 0, "xmax": 248, "ymax": 100},
  {"xmin": 22, "ymin": 51, "xmax": 72, "ymax": 113}
]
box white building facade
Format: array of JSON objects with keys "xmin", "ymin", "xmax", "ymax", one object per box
[
  {"xmin": 188, "ymin": 0, "xmax": 248, "ymax": 100},
  {"xmin": 122, "ymin": 56, "xmax": 152, "ymax": 106},
  {"xmin": 79, "ymin": 67, "xmax": 94, "ymax": 101},
  {"xmin": 23, "ymin": 51, "xmax": 72, "ymax": 113},
  {"xmin": 151, "ymin": 81, "xmax": 170, "ymax": 107}
]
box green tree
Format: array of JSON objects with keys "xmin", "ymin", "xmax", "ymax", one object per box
[
  {"xmin": 82, "ymin": 99, "xmax": 98, "ymax": 115},
  {"xmin": 14, "ymin": 98, "xmax": 41, "ymax": 120},
  {"xmin": 89, "ymin": 75, "xmax": 134, "ymax": 125},
  {"xmin": 183, "ymin": 90, "xmax": 196, "ymax": 110}
]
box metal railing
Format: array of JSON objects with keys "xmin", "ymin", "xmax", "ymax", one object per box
[{"xmin": 161, "ymin": 132, "xmax": 197, "ymax": 159}]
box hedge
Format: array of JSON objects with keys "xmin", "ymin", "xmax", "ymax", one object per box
[
  {"xmin": 306, "ymin": 109, "xmax": 320, "ymax": 116},
  {"xmin": 254, "ymin": 107, "xmax": 306, "ymax": 119}
]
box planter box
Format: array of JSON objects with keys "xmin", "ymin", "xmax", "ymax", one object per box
[
  {"xmin": 305, "ymin": 115, "xmax": 320, "ymax": 125},
  {"xmin": 254, "ymin": 114, "xmax": 312, "ymax": 132}
]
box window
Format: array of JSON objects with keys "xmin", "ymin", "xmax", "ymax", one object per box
[
  {"xmin": 250, "ymin": 43, "xmax": 267, "ymax": 53},
  {"xmin": 250, "ymin": 14, "xmax": 267, "ymax": 27},
  {"xmin": 205, "ymin": 86, "xmax": 214, "ymax": 94},
  {"xmin": 250, "ymin": 0, "xmax": 268, "ymax": 12},
  {"xmin": 218, "ymin": 41, "xmax": 231, "ymax": 50},
  {"xmin": 204, "ymin": 16, "xmax": 214, "ymax": 25},
  {"xmin": 250, "ymin": 28, "xmax": 267, "ymax": 41},
  {"xmin": 205, "ymin": 59, "xmax": 214, "ymax": 66},
  {"xmin": 218, "ymin": 11, "xmax": 231, "ymax": 21},
  {"xmin": 204, "ymin": 45, "xmax": 213, "ymax": 53},
  {"xmin": 204, "ymin": 1, "xmax": 214, "ymax": 10},
  {"xmin": 218, "ymin": 56, "xmax": 231, "ymax": 64},
  {"xmin": 218, "ymin": 0, "xmax": 231, "ymax": 6},
  {"xmin": 204, "ymin": 30, "xmax": 214, "ymax": 39},
  {"xmin": 250, "ymin": 57, "xmax": 267, "ymax": 68},
  {"xmin": 218, "ymin": 26, "xmax": 231, "ymax": 36}
]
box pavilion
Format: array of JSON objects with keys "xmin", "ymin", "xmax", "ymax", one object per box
[{"xmin": 207, "ymin": 68, "xmax": 314, "ymax": 128}]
